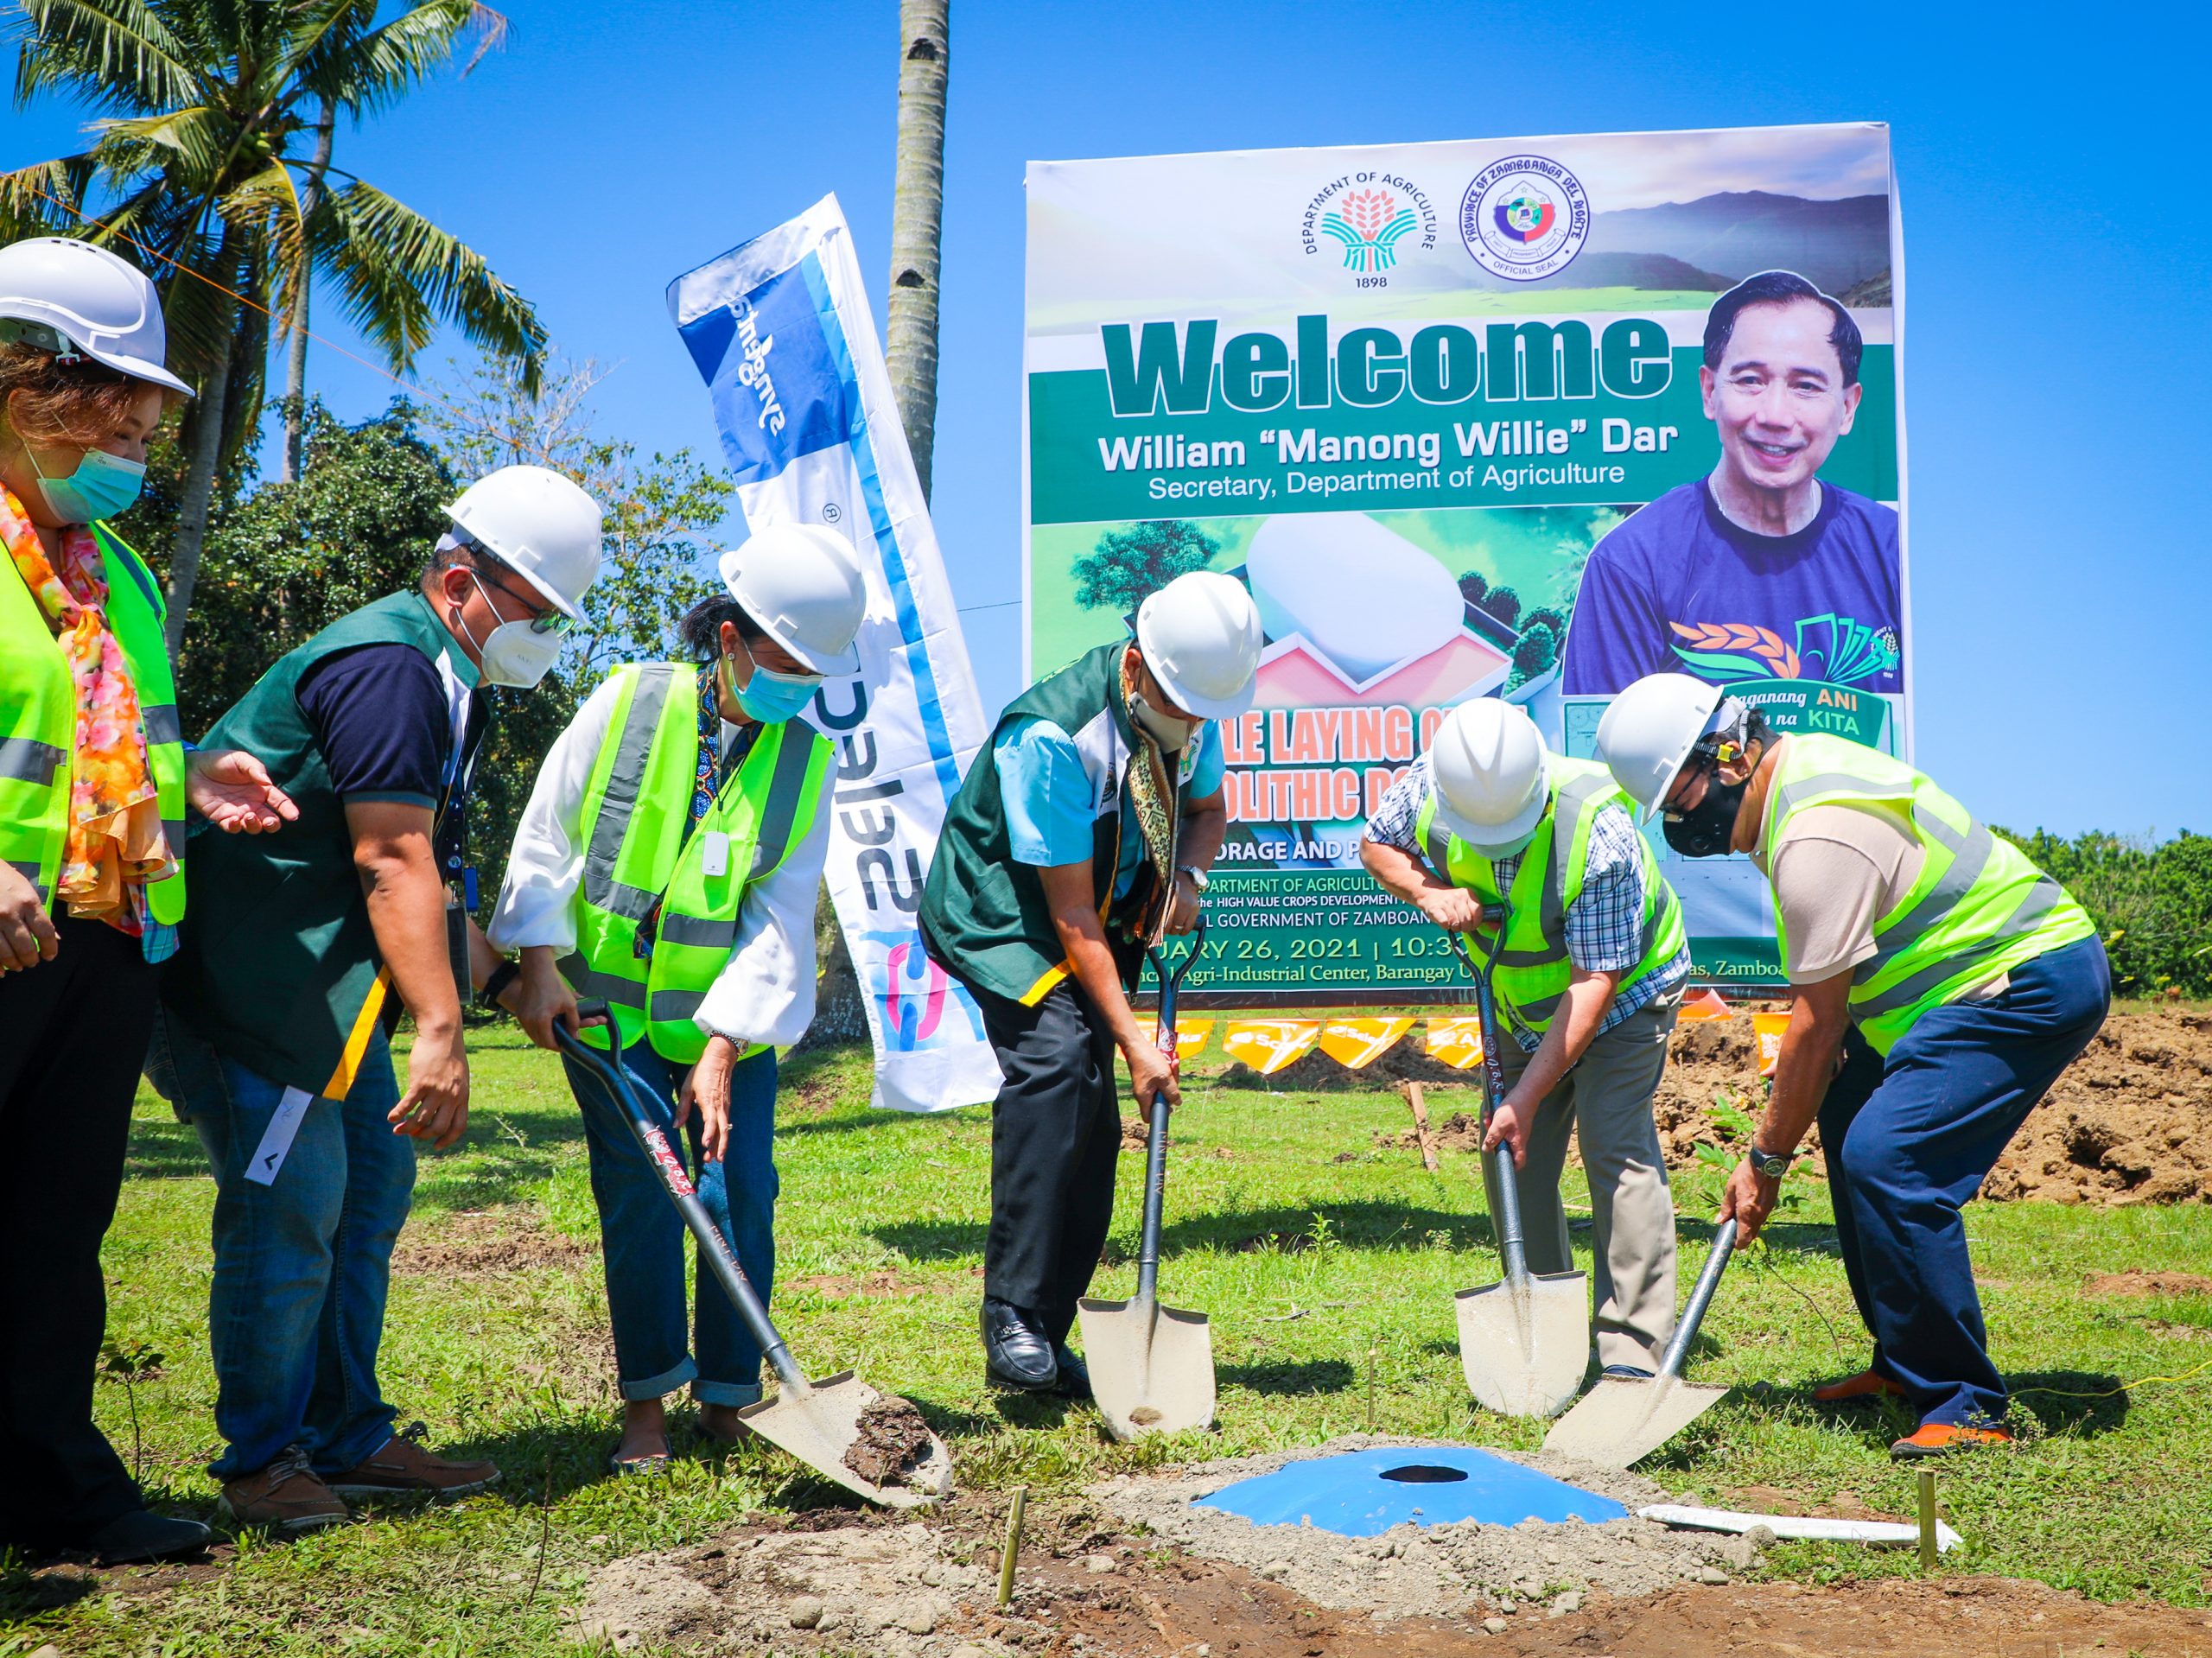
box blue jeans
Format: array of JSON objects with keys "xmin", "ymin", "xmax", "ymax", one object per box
[
  {"xmin": 1819, "ymin": 935, "xmax": 2112, "ymax": 1427},
  {"xmin": 560, "ymin": 1040, "xmax": 779, "ymax": 1406},
  {"xmin": 147, "ymin": 1009, "xmax": 413, "ymax": 1480}
]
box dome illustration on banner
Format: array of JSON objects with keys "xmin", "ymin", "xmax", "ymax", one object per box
[{"xmin": 1244, "ymin": 512, "xmax": 1511, "ymax": 708}]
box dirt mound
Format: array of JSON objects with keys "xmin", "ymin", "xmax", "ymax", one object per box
[
  {"xmin": 1096, "ymin": 1436, "xmax": 1713, "ymax": 1621},
  {"xmin": 1218, "ymin": 1033, "xmax": 1476, "ymax": 1092},
  {"xmin": 1368, "ymin": 1007, "xmax": 2212, "ymax": 1208},
  {"xmin": 571, "ymin": 1516, "xmax": 982, "ymax": 1655}
]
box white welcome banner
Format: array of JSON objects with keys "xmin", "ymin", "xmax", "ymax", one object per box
[{"xmin": 667, "ymin": 194, "xmax": 1000, "ymax": 1113}]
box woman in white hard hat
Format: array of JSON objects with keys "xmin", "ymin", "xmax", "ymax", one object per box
[
  {"xmin": 1360, "ymin": 697, "xmax": 1691, "ymax": 1382},
  {"xmin": 486, "ymin": 524, "xmax": 864, "ymax": 1471},
  {"xmin": 1596, "ymin": 672, "xmax": 2108, "ymax": 1459},
  {"xmin": 0, "ymin": 237, "xmax": 295, "ymax": 1564},
  {"xmin": 918, "ymin": 569, "xmax": 1261, "ymax": 1397},
  {"xmin": 151, "ymin": 462, "xmax": 601, "ymax": 1532}
]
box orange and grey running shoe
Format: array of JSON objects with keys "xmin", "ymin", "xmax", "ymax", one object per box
[
  {"xmin": 1890, "ymin": 1422, "xmax": 2012, "ymax": 1460},
  {"xmin": 1812, "ymin": 1368, "xmax": 1909, "ymax": 1403}
]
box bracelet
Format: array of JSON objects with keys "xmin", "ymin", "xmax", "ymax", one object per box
[{"xmin": 478, "ymin": 957, "xmax": 521, "ymax": 1011}]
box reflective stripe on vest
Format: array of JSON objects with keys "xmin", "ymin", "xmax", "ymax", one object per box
[
  {"xmin": 1414, "ymin": 757, "xmax": 1683, "ymax": 1033},
  {"xmin": 568, "ymin": 663, "xmax": 830, "ymax": 1064},
  {"xmin": 0, "ymin": 523, "xmax": 186, "ymax": 916},
  {"xmin": 1764, "ymin": 735, "xmax": 2095, "ymax": 1054}
]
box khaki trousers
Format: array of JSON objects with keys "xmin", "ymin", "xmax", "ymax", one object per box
[{"xmin": 1479, "ymin": 989, "xmax": 1681, "ymax": 1372}]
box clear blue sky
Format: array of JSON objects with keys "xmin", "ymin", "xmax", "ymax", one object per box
[{"xmin": 9, "ymin": 0, "xmax": 2208, "ymax": 836}]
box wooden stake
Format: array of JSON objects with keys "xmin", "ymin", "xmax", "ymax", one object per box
[
  {"xmin": 997, "ymin": 1484, "xmax": 1028, "ymax": 1608},
  {"xmin": 1916, "ymin": 1470, "xmax": 1938, "ymax": 1570},
  {"xmin": 1404, "ymin": 1080, "xmax": 1440, "ymax": 1172}
]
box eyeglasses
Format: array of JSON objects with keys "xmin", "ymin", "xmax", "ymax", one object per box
[{"xmin": 464, "ymin": 556, "xmax": 576, "ymax": 637}]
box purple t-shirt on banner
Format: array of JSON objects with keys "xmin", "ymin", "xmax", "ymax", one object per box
[{"xmin": 1562, "ymin": 479, "xmax": 1904, "ymax": 697}]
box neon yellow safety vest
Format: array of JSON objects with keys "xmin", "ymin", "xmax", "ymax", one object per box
[
  {"xmin": 1414, "ymin": 756, "xmax": 1685, "ymax": 1034},
  {"xmin": 1763, "ymin": 734, "xmax": 2095, "ymax": 1055},
  {"xmin": 0, "ymin": 522, "xmax": 188, "ymax": 922},
  {"xmin": 563, "ymin": 662, "xmax": 832, "ymax": 1064}
]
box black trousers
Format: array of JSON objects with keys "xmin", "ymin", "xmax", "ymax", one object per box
[
  {"xmin": 0, "ymin": 916, "xmax": 154, "ymax": 1551},
  {"xmin": 971, "ymin": 978, "xmax": 1123, "ymax": 1344}
]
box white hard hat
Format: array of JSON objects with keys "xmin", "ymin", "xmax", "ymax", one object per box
[
  {"xmin": 1595, "ymin": 673, "xmax": 1726, "ymax": 822},
  {"xmin": 715, "ymin": 523, "xmax": 868, "ymax": 675},
  {"xmin": 1135, "ymin": 570, "xmax": 1263, "ymax": 720},
  {"xmin": 1429, "ymin": 698, "xmax": 1549, "ymax": 853},
  {"xmin": 0, "ymin": 236, "xmax": 193, "ymax": 397},
  {"xmin": 444, "ymin": 464, "xmax": 603, "ymax": 623}
]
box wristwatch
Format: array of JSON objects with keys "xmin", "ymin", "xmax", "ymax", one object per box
[
  {"xmin": 1745, "ymin": 1140, "xmax": 1794, "ymax": 1180},
  {"xmin": 478, "ymin": 957, "xmax": 522, "ymax": 1012},
  {"xmin": 1177, "ymin": 864, "xmax": 1210, "ymax": 893}
]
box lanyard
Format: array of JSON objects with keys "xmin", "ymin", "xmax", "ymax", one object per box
[{"xmin": 636, "ymin": 667, "xmax": 757, "ymax": 960}]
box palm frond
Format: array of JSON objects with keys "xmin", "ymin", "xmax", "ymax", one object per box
[
  {"xmin": 0, "ymin": 154, "xmax": 96, "ymax": 240},
  {"xmin": 320, "ymin": 178, "xmax": 543, "ymax": 385},
  {"xmin": 16, "ymin": 0, "xmax": 201, "ymax": 116},
  {"xmin": 319, "ymin": 0, "xmax": 499, "ymax": 116}
]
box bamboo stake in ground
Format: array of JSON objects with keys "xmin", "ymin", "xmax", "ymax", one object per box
[
  {"xmin": 1917, "ymin": 1471, "xmax": 1938, "ymax": 1570},
  {"xmin": 997, "ymin": 1485, "xmax": 1028, "ymax": 1609},
  {"xmin": 1403, "ymin": 1080, "xmax": 1440, "ymax": 1172}
]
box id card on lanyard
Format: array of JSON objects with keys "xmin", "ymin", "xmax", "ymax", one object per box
[{"xmin": 434, "ymin": 651, "xmax": 484, "ymax": 998}]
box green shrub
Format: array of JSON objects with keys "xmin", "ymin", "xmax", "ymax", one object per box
[{"xmin": 1993, "ymin": 827, "xmax": 2212, "ymax": 996}]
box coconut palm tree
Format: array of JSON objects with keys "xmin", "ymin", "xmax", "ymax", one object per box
[
  {"xmin": 886, "ymin": 0, "xmax": 947, "ymax": 500},
  {"xmin": 3, "ymin": 0, "xmax": 543, "ymax": 657}
]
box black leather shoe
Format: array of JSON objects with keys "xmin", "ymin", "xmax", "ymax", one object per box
[
  {"xmin": 982, "ymin": 1298, "xmax": 1058, "ymax": 1392},
  {"xmin": 1050, "ymin": 1344, "xmax": 1092, "ymax": 1401},
  {"xmin": 86, "ymin": 1508, "xmax": 213, "ymax": 1565}
]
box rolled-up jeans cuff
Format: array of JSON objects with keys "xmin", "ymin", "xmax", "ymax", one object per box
[
  {"xmin": 692, "ymin": 1379, "xmax": 763, "ymax": 1408},
  {"xmin": 620, "ymin": 1358, "xmax": 697, "ymax": 1402}
]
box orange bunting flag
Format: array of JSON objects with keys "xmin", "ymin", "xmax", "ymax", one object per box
[
  {"xmin": 1424, "ymin": 1017, "xmax": 1487, "ymax": 1070},
  {"xmin": 1318, "ymin": 1017, "xmax": 1416, "ymax": 1070},
  {"xmin": 1753, "ymin": 1010, "xmax": 1790, "ymax": 1077},
  {"xmin": 1220, "ymin": 1020, "xmax": 1323, "ymax": 1076},
  {"xmin": 1154, "ymin": 1017, "xmax": 1213, "ymax": 1057},
  {"xmin": 1677, "ymin": 987, "xmax": 1733, "ymax": 1021}
]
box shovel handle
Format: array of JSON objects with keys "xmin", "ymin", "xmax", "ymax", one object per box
[
  {"xmin": 1451, "ymin": 921, "xmax": 1530, "ymax": 1286},
  {"xmin": 1657, "ymin": 1218, "xmax": 1738, "ymax": 1380},
  {"xmin": 1135, "ymin": 915, "xmax": 1206, "ymax": 1305},
  {"xmin": 556, "ymin": 1001, "xmax": 810, "ymax": 1396}
]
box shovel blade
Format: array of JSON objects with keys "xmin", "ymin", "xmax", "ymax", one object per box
[
  {"xmin": 1455, "ymin": 1269, "xmax": 1590, "ymax": 1418},
  {"xmin": 737, "ymin": 1371, "xmax": 953, "ymax": 1509},
  {"xmin": 1077, "ymin": 1296, "xmax": 1216, "ymax": 1442},
  {"xmin": 1541, "ymin": 1374, "xmax": 1730, "ymax": 1468}
]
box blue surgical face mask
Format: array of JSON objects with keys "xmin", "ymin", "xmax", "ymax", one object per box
[
  {"xmin": 29, "ymin": 446, "xmax": 146, "ymax": 524},
  {"xmin": 726, "ymin": 653, "xmax": 820, "ymax": 724}
]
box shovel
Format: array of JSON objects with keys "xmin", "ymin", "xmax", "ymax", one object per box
[
  {"xmin": 1542, "ymin": 1218, "xmax": 1738, "ymax": 1467},
  {"xmin": 1451, "ymin": 919, "xmax": 1592, "ymax": 1419},
  {"xmin": 1079, "ymin": 915, "xmax": 1217, "ymax": 1442},
  {"xmin": 553, "ymin": 1005, "xmax": 952, "ymax": 1507}
]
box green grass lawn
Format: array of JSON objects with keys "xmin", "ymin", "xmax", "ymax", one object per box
[{"xmin": 6, "ymin": 1024, "xmax": 2209, "ymax": 1655}]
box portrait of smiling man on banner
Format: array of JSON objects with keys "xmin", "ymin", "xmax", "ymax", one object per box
[{"xmin": 1561, "ymin": 269, "xmax": 1904, "ymax": 749}]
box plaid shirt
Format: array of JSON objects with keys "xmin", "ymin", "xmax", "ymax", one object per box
[{"xmin": 1364, "ymin": 753, "xmax": 1689, "ymax": 1049}]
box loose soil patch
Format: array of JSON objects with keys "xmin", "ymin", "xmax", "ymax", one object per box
[
  {"xmin": 846, "ymin": 1395, "xmax": 939, "ymax": 1489},
  {"xmin": 389, "ymin": 1205, "xmax": 594, "ymax": 1277},
  {"xmin": 1365, "ymin": 1006, "xmax": 2212, "ymax": 1208},
  {"xmin": 2083, "ymin": 1269, "xmax": 2212, "ymax": 1298},
  {"xmin": 563, "ymin": 1483, "xmax": 2212, "ymax": 1657}
]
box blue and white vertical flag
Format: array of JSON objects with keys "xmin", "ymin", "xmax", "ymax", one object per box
[{"xmin": 667, "ymin": 194, "xmax": 1000, "ymax": 1114}]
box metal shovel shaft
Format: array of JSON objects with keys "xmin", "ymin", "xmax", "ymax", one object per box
[
  {"xmin": 1659, "ymin": 1218, "xmax": 1738, "ymax": 1378},
  {"xmin": 554, "ymin": 1018, "xmax": 809, "ymax": 1398}
]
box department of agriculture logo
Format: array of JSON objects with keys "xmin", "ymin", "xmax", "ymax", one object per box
[
  {"xmin": 1460, "ymin": 155, "xmax": 1590, "ymax": 283},
  {"xmin": 1321, "ymin": 187, "xmax": 1419, "ymax": 273},
  {"xmin": 1300, "ymin": 171, "xmax": 1439, "ymax": 277}
]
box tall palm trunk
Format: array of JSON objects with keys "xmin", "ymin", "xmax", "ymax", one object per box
[
  {"xmin": 886, "ymin": 0, "xmax": 947, "ymax": 500},
  {"xmin": 801, "ymin": 0, "xmax": 950, "ymax": 1052},
  {"xmin": 166, "ymin": 217, "xmax": 244, "ymax": 659},
  {"xmin": 280, "ymin": 98, "xmax": 334, "ymax": 484}
]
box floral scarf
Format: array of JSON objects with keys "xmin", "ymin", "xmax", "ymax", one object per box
[{"xmin": 1, "ymin": 485, "xmax": 175, "ymax": 928}]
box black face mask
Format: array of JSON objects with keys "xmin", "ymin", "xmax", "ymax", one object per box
[{"xmin": 1662, "ymin": 767, "xmax": 1750, "ymax": 859}]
